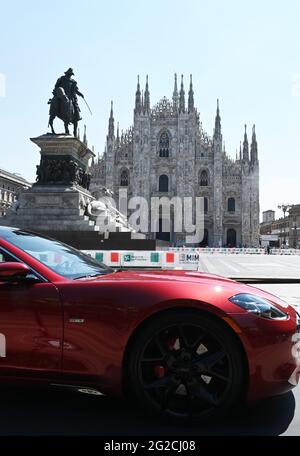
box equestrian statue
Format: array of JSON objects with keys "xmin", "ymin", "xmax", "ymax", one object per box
[{"xmin": 48, "ymin": 68, "xmax": 86, "ymax": 137}]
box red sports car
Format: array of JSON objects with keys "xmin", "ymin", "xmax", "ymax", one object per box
[{"xmin": 0, "ymin": 226, "xmax": 299, "ymax": 423}]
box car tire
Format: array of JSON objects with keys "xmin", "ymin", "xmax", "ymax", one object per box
[{"xmin": 127, "ymin": 309, "xmax": 245, "ymax": 424}]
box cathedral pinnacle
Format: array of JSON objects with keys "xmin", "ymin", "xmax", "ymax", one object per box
[
  {"xmin": 135, "ymin": 75, "xmax": 142, "ymax": 114},
  {"xmin": 179, "ymin": 74, "xmax": 185, "ymax": 113},
  {"xmin": 116, "ymin": 122, "xmax": 120, "ymax": 144},
  {"xmin": 243, "ymin": 124, "xmax": 249, "ymax": 161},
  {"xmin": 108, "ymin": 100, "xmax": 114, "ymax": 140},
  {"xmin": 251, "ymin": 124, "xmax": 258, "ymax": 163},
  {"xmin": 188, "ymin": 74, "xmax": 194, "ymax": 113},
  {"xmin": 213, "ymin": 99, "xmax": 221, "ymax": 139},
  {"xmin": 173, "ymin": 73, "xmax": 179, "ymax": 110},
  {"xmin": 144, "ymin": 75, "xmax": 150, "ymax": 112}
]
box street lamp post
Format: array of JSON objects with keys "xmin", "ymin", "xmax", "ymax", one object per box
[{"xmin": 278, "ymin": 204, "xmax": 293, "ymax": 247}]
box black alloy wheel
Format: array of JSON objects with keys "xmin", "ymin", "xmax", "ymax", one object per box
[{"xmin": 128, "ymin": 310, "xmax": 245, "ymax": 424}]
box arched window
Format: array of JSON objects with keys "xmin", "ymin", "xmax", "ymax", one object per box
[
  {"xmin": 199, "ymin": 170, "xmax": 209, "ymax": 187},
  {"xmin": 204, "ymin": 197, "xmax": 208, "ymax": 214},
  {"xmin": 227, "ymin": 229, "xmax": 237, "ymax": 247},
  {"xmin": 228, "ymin": 197, "xmax": 236, "ymax": 212},
  {"xmin": 159, "ymin": 174, "xmax": 169, "ymax": 192},
  {"xmin": 120, "ymin": 169, "xmax": 129, "ymax": 187},
  {"xmin": 159, "ymin": 132, "xmax": 170, "ymax": 158}
]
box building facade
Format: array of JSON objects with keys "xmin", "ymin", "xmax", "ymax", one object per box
[
  {"xmin": 261, "ymin": 206, "xmax": 300, "ymax": 248},
  {"xmin": 262, "ymin": 210, "xmax": 275, "ymax": 224},
  {"xmin": 92, "ymin": 75, "xmax": 260, "ymax": 247},
  {"xmin": 0, "ymin": 168, "xmax": 30, "ymax": 217}
]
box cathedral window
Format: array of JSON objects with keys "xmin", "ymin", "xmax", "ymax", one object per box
[
  {"xmin": 120, "ymin": 169, "xmax": 129, "ymax": 187},
  {"xmin": 159, "ymin": 174, "xmax": 169, "ymax": 192},
  {"xmin": 199, "ymin": 170, "xmax": 209, "ymax": 187},
  {"xmin": 228, "ymin": 197, "xmax": 236, "ymax": 212},
  {"xmin": 204, "ymin": 197, "xmax": 208, "ymax": 214},
  {"xmin": 159, "ymin": 132, "xmax": 170, "ymax": 157}
]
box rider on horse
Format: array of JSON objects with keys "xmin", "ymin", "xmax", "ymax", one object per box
[{"xmin": 48, "ymin": 68, "xmax": 84, "ymax": 137}]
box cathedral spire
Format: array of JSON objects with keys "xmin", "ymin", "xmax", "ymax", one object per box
[
  {"xmin": 239, "ymin": 141, "xmax": 242, "ymax": 161},
  {"xmin": 188, "ymin": 74, "xmax": 194, "ymax": 113},
  {"xmin": 213, "ymin": 99, "xmax": 221, "ymax": 138},
  {"xmin": 243, "ymin": 124, "xmax": 249, "ymax": 161},
  {"xmin": 116, "ymin": 122, "xmax": 120, "ymax": 145},
  {"xmin": 135, "ymin": 75, "xmax": 141, "ymax": 114},
  {"xmin": 144, "ymin": 75, "xmax": 150, "ymax": 113},
  {"xmin": 179, "ymin": 74, "xmax": 185, "ymax": 113},
  {"xmin": 108, "ymin": 100, "xmax": 114, "ymax": 140},
  {"xmin": 173, "ymin": 73, "xmax": 179, "ymax": 110},
  {"xmin": 250, "ymin": 124, "xmax": 258, "ymax": 164}
]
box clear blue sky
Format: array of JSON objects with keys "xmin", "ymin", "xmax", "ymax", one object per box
[{"xmin": 1, "ymin": 0, "xmax": 300, "ymax": 219}]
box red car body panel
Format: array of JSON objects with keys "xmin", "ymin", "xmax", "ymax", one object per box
[{"xmin": 0, "ymin": 233, "xmax": 298, "ymax": 403}]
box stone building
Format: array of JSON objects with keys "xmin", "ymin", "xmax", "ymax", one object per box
[
  {"xmin": 262, "ymin": 210, "xmax": 275, "ymax": 224},
  {"xmin": 91, "ymin": 75, "xmax": 260, "ymax": 247},
  {"xmin": 0, "ymin": 168, "xmax": 30, "ymax": 216},
  {"xmin": 261, "ymin": 206, "xmax": 300, "ymax": 248},
  {"xmin": 289, "ymin": 205, "xmax": 300, "ymax": 249}
]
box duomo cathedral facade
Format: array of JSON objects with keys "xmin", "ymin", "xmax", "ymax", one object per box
[{"xmin": 91, "ymin": 74, "xmax": 259, "ymax": 247}]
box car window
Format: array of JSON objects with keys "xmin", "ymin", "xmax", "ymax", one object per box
[
  {"xmin": 0, "ymin": 249, "xmax": 18, "ymax": 263},
  {"xmin": 0, "ymin": 228, "xmax": 111, "ymax": 279}
]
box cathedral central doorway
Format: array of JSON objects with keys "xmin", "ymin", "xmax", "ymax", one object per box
[
  {"xmin": 156, "ymin": 218, "xmax": 171, "ymax": 242},
  {"xmin": 199, "ymin": 228, "xmax": 209, "ymax": 247},
  {"xmin": 226, "ymin": 229, "xmax": 237, "ymax": 247}
]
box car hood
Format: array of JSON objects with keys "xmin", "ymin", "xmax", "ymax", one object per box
[
  {"xmin": 85, "ymin": 269, "xmax": 237, "ymax": 285},
  {"xmin": 80, "ymin": 269, "xmax": 293, "ymax": 312}
]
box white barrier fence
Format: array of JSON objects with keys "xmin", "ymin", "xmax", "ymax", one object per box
[
  {"xmin": 83, "ymin": 250, "xmax": 201, "ymax": 270},
  {"xmin": 82, "ymin": 248, "xmax": 300, "ymax": 271},
  {"xmin": 166, "ymin": 247, "xmax": 300, "ymax": 256}
]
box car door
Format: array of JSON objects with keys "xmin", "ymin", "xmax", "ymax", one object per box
[{"xmin": 0, "ymin": 247, "xmax": 63, "ymax": 378}]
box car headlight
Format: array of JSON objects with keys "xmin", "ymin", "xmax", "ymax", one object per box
[{"xmin": 229, "ymin": 293, "xmax": 288, "ymax": 320}]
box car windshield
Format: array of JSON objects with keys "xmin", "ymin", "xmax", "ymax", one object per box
[{"xmin": 0, "ymin": 228, "xmax": 111, "ymax": 279}]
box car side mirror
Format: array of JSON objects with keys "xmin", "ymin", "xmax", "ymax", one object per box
[{"xmin": 0, "ymin": 262, "xmax": 31, "ymax": 282}]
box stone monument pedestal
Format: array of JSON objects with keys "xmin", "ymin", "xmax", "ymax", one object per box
[
  {"xmin": 3, "ymin": 134, "xmax": 100, "ymax": 235},
  {"xmin": 2, "ymin": 134, "xmax": 156, "ymax": 250}
]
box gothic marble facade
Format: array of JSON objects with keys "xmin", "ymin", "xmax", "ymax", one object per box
[{"xmin": 91, "ymin": 75, "xmax": 259, "ymax": 247}]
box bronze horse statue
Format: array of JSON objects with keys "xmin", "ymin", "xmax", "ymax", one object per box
[{"xmin": 48, "ymin": 68, "xmax": 84, "ymax": 137}]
